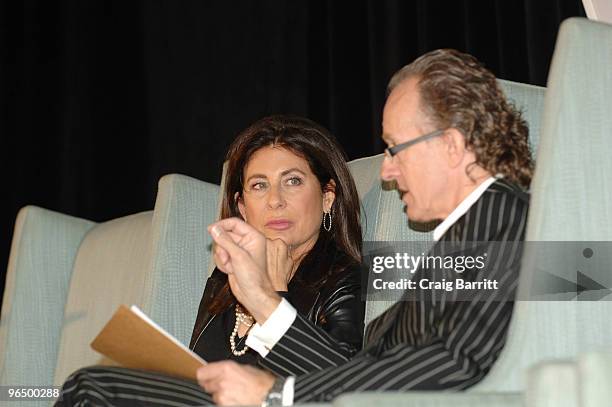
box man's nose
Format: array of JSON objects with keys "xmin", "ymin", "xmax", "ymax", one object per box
[
  {"xmin": 267, "ymin": 185, "xmax": 286, "ymax": 209},
  {"xmin": 380, "ymin": 156, "xmax": 400, "ymax": 182}
]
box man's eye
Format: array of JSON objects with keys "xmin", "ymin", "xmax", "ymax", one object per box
[{"xmin": 286, "ymin": 177, "xmax": 302, "ymax": 186}]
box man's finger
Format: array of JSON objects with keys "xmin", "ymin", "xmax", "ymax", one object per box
[
  {"xmin": 226, "ymin": 231, "xmax": 243, "ymax": 246},
  {"xmin": 196, "ymin": 362, "xmax": 228, "ymax": 383},
  {"xmin": 213, "ymin": 249, "xmax": 232, "ymax": 274},
  {"xmin": 214, "ymin": 245, "xmax": 230, "ymax": 265},
  {"xmin": 209, "ymin": 217, "xmax": 258, "ymax": 238},
  {"xmin": 199, "ymin": 377, "xmax": 218, "ymax": 394},
  {"xmin": 208, "ymin": 223, "xmax": 244, "ymax": 259}
]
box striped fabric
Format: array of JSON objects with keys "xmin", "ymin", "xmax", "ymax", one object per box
[
  {"xmin": 285, "ymin": 179, "xmax": 529, "ymax": 402},
  {"xmin": 57, "ymin": 366, "xmax": 212, "ymax": 406}
]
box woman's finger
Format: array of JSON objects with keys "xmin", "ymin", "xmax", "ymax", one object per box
[{"xmin": 277, "ymin": 238, "xmax": 289, "ymax": 257}]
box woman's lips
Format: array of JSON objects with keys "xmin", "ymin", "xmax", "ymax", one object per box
[{"xmin": 265, "ymin": 219, "xmax": 293, "ymax": 230}]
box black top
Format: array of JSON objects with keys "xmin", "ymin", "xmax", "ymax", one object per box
[
  {"xmin": 189, "ymin": 239, "xmax": 364, "ymax": 368},
  {"xmin": 193, "ymin": 303, "xmax": 259, "ymax": 364}
]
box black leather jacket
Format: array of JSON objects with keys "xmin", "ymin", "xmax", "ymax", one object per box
[{"xmin": 189, "ymin": 265, "xmax": 364, "ymax": 356}]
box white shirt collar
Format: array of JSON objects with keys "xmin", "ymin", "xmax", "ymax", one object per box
[{"xmin": 433, "ymin": 176, "xmax": 498, "ymax": 241}]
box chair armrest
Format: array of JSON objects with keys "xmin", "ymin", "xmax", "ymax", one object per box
[
  {"xmin": 333, "ymin": 391, "xmax": 522, "ymax": 407},
  {"xmin": 0, "ymin": 206, "xmax": 95, "ymax": 386}
]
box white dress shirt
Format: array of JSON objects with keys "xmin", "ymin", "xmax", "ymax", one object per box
[
  {"xmin": 245, "ymin": 298, "xmax": 296, "ymax": 405},
  {"xmin": 433, "ymin": 176, "xmax": 497, "ymax": 241}
]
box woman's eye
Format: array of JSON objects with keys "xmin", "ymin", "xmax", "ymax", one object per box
[
  {"xmin": 251, "ymin": 182, "xmax": 267, "ymax": 191},
  {"xmin": 286, "ymin": 177, "xmax": 302, "ymax": 186}
]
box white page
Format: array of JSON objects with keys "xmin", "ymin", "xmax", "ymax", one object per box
[{"xmin": 130, "ymin": 305, "xmax": 207, "ymax": 364}]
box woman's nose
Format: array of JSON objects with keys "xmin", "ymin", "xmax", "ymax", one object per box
[{"xmin": 267, "ymin": 185, "xmax": 286, "ymax": 208}]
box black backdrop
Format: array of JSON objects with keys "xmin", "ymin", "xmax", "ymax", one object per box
[{"xmin": 0, "ymin": 0, "xmax": 585, "ymax": 307}]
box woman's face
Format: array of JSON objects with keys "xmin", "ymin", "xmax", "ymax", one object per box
[{"xmin": 237, "ymin": 145, "xmax": 335, "ymax": 258}]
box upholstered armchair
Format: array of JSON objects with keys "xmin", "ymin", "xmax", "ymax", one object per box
[
  {"xmin": 2, "ymin": 16, "xmax": 612, "ymax": 407},
  {"xmin": 1, "ymin": 175, "xmax": 220, "ymax": 390}
]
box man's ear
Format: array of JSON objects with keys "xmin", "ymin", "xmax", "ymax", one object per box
[
  {"xmin": 323, "ymin": 179, "xmax": 337, "ymax": 213},
  {"xmin": 235, "ymin": 191, "xmax": 247, "ymax": 222},
  {"xmin": 441, "ymin": 128, "xmax": 467, "ymax": 168}
]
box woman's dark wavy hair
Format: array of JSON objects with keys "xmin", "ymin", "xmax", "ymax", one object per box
[
  {"xmin": 388, "ymin": 49, "xmax": 533, "ymax": 189},
  {"xmin": 209, "ymin": 114, "xmax": 362, "ymax": 314}
]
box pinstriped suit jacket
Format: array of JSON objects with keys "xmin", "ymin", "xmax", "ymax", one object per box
[{"xmin": 258, "ymin": 179, "xmax": 529, "ymax": 402}]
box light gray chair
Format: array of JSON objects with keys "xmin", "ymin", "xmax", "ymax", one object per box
[
  {"xmin": 0, "ymin": 174, "xmax": 219, "ymax": 393},
  {"xmin": 336, "ymin": 16, "xmax": 612, "ymax": 407},
  {"xmin": 473, "ymin": 16, "xmax": 612, "ymax": 395}
]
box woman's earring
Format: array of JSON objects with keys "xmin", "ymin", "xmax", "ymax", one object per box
[{"xmin": 323, "ymin": 210, "xmax": 333, "ymax": 232}]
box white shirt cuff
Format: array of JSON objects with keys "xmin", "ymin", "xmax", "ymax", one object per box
[
  {"xmin": 282, "ymin": 376, "xmax": 295, "ymax": 406},
  {"xmin": 245, "ymin": 298, "xmax": 297, "ymax": 357}
]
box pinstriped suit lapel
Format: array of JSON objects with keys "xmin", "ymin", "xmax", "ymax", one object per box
[
  {"xmin": 363, "ymin": 180, "xmax": 520, "ymax": 350},
  {"xmin": 363, "ymin": 216, "xmax": 467, "ymax": 351}
]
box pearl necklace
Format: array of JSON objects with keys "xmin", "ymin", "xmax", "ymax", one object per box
[{"xmin": 230, "ymin": 305, "xmax": 254, "ymax": 356}]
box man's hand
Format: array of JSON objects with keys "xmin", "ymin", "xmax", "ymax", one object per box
[
  {"xmin": 266, "ymin": 238, "xmax": 295, "ymax": 291},
  {"xmin": 208, "ymin": 218, "xmax": 281, "ymax": 323},
  {"xmin": 197, "ymin": 361, "xmax": 276, "ymax": 406}
]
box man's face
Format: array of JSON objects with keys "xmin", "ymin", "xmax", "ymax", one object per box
[{"xmin": 380, "ymin": 77, "xmax": 449, "ymax": 222}]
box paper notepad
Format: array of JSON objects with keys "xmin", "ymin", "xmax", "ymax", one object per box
[{"xmin": 91, "ymin": 305, "xmax": 206, "ymax": 380}]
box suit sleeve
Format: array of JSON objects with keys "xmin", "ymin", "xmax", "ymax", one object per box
[
  {"xmin": 258, "ymin": 267, "xmax": 364, "ymax": 377},
  {"xmin": 289, "ymin": 193, "xmax": 529, "ymax": 402}
]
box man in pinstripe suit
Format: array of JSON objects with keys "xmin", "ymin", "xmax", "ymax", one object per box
[{"xmin": 201, "ymin": 49, "xmax": 532, "ymax": 406}]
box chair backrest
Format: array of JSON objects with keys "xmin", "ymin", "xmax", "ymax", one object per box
[
  {"xmin": 52, "ymin": 174, "xmax": 219, "ymax": 383},
  {"xmin": 0, "ymin": 207, "xmax": 95, "ymax": 388},
  {"xmin": 53, "ymin": 211, "xmax": 155, "ymax": 383},
  {"xmin": 473, "ymin": 17, "xmax": 612, "ymax": 392},
  {"xmin": 142, "ymin": 174, "xmax": 220, "ymax": 346},
  {"xmin": 582, "ymin": 0, "xmax": 612, "ymax": 24},
  {"xmin": 349, "ymin": 78, "xmax": 546, "ymax": 327}
]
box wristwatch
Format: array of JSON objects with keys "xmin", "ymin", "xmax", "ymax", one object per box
[{"xmin": 261, "ymin": 377, "xmax": 285, "ymax": 407}]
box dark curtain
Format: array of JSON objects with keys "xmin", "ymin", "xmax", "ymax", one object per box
[{"xmin": 0, "ymin": 0, "xmax": 585, "ymax": 306}]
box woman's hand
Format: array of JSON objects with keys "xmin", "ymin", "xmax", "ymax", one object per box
[
  {"xmin": 208, "ymin": 217, "xmax": 281, "ymax": 323},
  {"xmin": 266, "ymin": 238, "xmax": 295, "ymax": 291}
]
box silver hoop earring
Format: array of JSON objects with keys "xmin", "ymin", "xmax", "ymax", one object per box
[{"xmin": 323, "ymin": 211, "xmax": 332, "ymax": 232}]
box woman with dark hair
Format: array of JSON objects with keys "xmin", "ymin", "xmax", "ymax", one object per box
[
  {"xmin": 56, "ymin": 115, "xmax": 364, "ymax": 406},
  {"xmin": 190, "ymin": 114, "xmax": 363, "ymax": 366}
]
